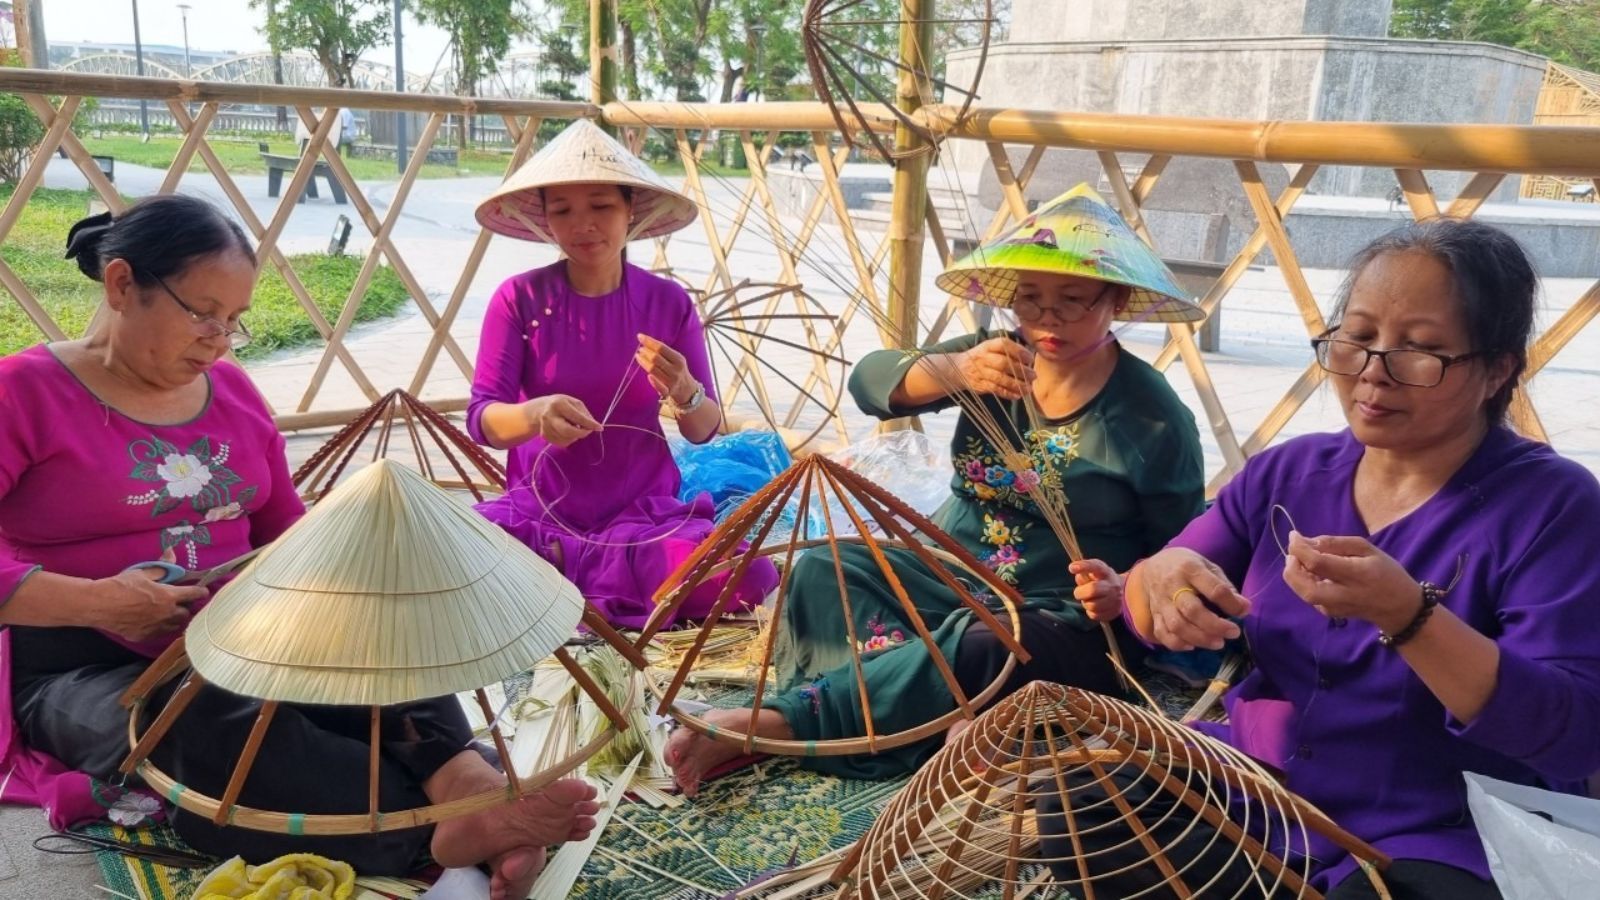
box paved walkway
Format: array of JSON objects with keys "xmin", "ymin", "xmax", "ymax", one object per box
[{"xmin": 8, "ymin": 157, "xmax": 1598, "ymax": 896}]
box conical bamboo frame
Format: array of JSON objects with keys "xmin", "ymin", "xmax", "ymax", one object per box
[
  {"xmin": 633, "ymin": 454, "xmax": 1032, "ymax": 757},
  {"xmin": 833, "ymin": 682, "xmax": 1393, "ymax": 900},
  {"xmin": 292, "ymin": 388, "xmax": 507, "ymax": 504},
  {"xmin": 114, "ymin": 606, "xmax": 646, "ymax": 836}
]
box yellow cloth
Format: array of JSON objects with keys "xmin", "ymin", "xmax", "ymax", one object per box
[{"xmin": 194, "ymin": 853, "xmax": 357, "ymax": 900}]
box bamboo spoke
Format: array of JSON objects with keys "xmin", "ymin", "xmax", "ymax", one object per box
[{"xmin": 213, "ymin": 701, "xmax": 279, "ymax": 825}]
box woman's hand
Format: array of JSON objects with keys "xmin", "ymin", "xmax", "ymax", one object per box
[
  {"xmin": 954, "ymin": 337, "xmax": 1035, "ymax": 401},
  {"xmin": 1134, "ymin": 548, "xmax": 1251, "ymax": 651},
  {"xmin": 523, "ymin": 394, "xmax": 601, "ymax": 447},
  {"xmin": 1070, "ymin": 559, "xmax": 1124, "ymax": 622},
  {"xmin": 94, "ymin": 566, "xmax": 208, "ymax": 642},
  {"xmin": 1283, "ymin": 532, "xmax": 1421, "ymax": 634},
  {"xmin": 636, "ymin": 333, "xmax": 698, "ymax": 405}
]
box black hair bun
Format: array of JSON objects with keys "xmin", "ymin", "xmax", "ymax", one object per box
[{"xmin": 64, "ymin": 211, "xmax": 116, "ymax": 281}]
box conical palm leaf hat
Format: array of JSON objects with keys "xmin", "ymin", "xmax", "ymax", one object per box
[
  {"xmin": 935, "ymin": 184, "xmax": 1204, "ymax": 323},
  {"xmin": 186, "ymin": 460, "xmax": 586, "ymax": 706},
  {"xmin": 475, "ymin": 118, "xmax": 699, "ymax": 243}
]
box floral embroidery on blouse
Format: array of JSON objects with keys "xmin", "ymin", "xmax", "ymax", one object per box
[
  {"xmin": 979, "ymin": 512, "xmax": 1026, "ymax": 583},
  {"xmin": 797, "ymin": 675, "xmax": 831, "ymax": 715},
  {"xmin": 952, "ymin": 421, "xmax": 1081, "ymax": 512},
  {"xmin": 124, "ymin": 435, "xmax": 260, "ymax": 569},
  {"xmin": 856, "ymin": 614, "xmax": 907, "ymax": 654}
]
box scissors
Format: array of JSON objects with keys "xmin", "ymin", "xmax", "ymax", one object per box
[
  {"xmin": 121, "ymin": 547, "xmax": 264, "ymax": 588},
  {"xmin": 32, "ymin": 829, "xmax": 216, "ymax": 869}
]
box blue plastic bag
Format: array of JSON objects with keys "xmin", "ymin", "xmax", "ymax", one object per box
[{"xmin": 670, "ymin": 430, "xmax": 792, "ymax": 515}]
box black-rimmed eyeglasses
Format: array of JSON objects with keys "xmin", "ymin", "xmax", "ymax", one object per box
[{"xmin": 1311, "ymin": 337, "xmax": 1479, "ymax": 388}]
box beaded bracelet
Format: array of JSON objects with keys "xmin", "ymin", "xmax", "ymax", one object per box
[{"xmin": 1378, "ymin": 581, "xmax": 1445, "ymax": 648}]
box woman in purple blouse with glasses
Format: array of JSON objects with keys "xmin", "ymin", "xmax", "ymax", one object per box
[{"xmin": 1067, "ymin": 218, "xmax": 1600, "ymax": 899}]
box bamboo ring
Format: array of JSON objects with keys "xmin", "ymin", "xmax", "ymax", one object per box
[
  {"xmin": 647, "ymin": 537, "xmax": 1025, "ymax": 758},
  {"xmin": 124, "ymin": 654, "xmax": 637, "ymax": 836}
]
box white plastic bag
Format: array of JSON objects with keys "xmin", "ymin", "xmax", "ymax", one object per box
[
  {"xmin": 1465, "ymin": 772, "xmax": 1600, "ymax": 899},
  {"xmin": 820, "ymin": 430, "xmax": 952, "ymax": 535}
]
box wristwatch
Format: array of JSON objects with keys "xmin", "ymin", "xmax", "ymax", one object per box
[{"xmin": 668, "ymin": 382, "xmax": 706, "ymax": 417}]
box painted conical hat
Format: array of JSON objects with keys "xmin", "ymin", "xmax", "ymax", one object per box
[
  {"xmin": 186, "ymin": 460, "xmax": 586, "ymax": 706},
  {"xmin": 935, "ymin": 184, "xmax": 1204, "ymax": 323},
  {"xmin": 475, "ymin": 118, "xmax": 699, "ymax": 243}
]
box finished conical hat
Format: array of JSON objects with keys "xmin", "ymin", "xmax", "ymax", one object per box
[
  {"xmin": 935, "ymin": 184, "xmax": 1204, "ymax": 323},
  {"xmin": 186, "ymin": 460, "xmax": 586, "ymax": 706},
  {"xmin": 476, "ymin": 118, "xmax": 698, "ymax": 243}
]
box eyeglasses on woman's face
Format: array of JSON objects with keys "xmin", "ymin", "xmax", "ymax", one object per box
[
  {"xmin": 1013, "ymin": 283, "xmax": 1111, "ymax": 325},
  {"xmin": 150, "ymin": 273, "xmax": 252, "ymax": 350},
  {"xmin": 1311, "ymin": 336, "xmax": 1478, "ymax": 388}
]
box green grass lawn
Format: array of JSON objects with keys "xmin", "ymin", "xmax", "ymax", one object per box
[
  {"xmin": 0, "ymin": 185, "xmax": 410, "ymax": 360},
  {"xmin": 77, "ymin": 134, "xmax": 514, "ymax": 180}
]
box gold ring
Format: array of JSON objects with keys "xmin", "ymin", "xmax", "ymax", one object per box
[{"xmin": 1171, "ymin": 587, "xmax": 1198, "ymax": 605}]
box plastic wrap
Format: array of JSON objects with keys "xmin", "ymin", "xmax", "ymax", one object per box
[{"xmin": 1465, "ymin": 772, "xmax": 1600, "ymax": 899}]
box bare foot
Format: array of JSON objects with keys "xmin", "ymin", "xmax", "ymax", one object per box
[
  {"xmin": 663, "ymin": 707, "xmax": 791, "ymax": 798},
  {"xmin": 429, "ymin": 770, "xmax": 600, "ymax": 869},
  {"xmin": 489, "ymin": 845, "xmax": 547, "ymax": 900}
]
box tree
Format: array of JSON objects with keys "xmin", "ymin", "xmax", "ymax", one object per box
[
  {"xmin": 411, "ymin": 0, "xmax": 537, "ymax": 145},
  {"xmin": 0, "ymin": 50, "xmax": 45, "ymax": 184},
  {"xmin": 1523, "ymin": 0, "xmax": 1600, "ymax": 72},
  {"xmin": 1391, "ymin": 0, "xmax": 1600, "ymax": 72},
  {"xmin": 250, "ymin": 0, "xmax": 392, "ymax": 88}
]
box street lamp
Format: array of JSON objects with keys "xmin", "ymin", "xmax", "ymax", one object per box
[
  {"xmin": 749, "ymin": 24, "xmax": 766, "ymax": 102},
  {"xmin": 176, "ymin": 3, "xmax": 191, "ymax": 78},
  {"xmin": 130, "ymin": 0, "xmax": 149, "ymax": 138}
]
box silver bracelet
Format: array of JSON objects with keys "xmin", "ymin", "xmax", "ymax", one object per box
[{"xmin": 668, "ymin": 383, "xmax": 706, "ymax": 417}]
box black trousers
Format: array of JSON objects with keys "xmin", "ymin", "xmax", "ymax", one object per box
[
  {"xmin": 1034, "ymin": 768, "xmax": 1502, "ymax": 900},
  {"xmin": 14, "ymin": 638, "xmax": 475, "ymax": 874},
  {"xmin": 953, "ymin": 609, "xmax": 1141, "ymax": 707}
]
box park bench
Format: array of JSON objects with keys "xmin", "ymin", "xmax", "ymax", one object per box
[{"xmin": 261, "ymin": 147, "xmax": 348, "ymax": 205}]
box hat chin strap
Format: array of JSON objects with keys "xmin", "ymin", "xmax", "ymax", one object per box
[{"xmin": 500, "ymin": 200, "xmax": 559, "ymax": 245}]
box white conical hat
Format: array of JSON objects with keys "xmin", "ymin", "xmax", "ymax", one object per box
[
  {"xmin": 475, "ymin": 118, "xmax": 699, "ymax": 243},
  {"xmin": 186, "ymin": 460, "xmax": 586, "ymax": 706}
]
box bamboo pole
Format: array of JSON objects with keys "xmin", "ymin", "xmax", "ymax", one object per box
[
  {"xmin": 0, "ymin": 68, "xmax": 593, "ymax": 118},
  {"xmin": 409, "ymin": 114, "xmax": 543, "ymax": 395},
  {"xmin": 590, "ymin": 0, "xmax": 617, "ymax": 126},
  {"xmin": 882, "ymin": 0, "xmax": 936, "ymax": 432},
  {"xmin": 603, "ymin": 100, "xmax": 895, "ymax": 132},
  {"xmin": 298, "ymin": 112, "xmax": 446, "ymax": 412},
  {"xmin": 924, "ymin": 105, "xmax": 1600, "ymax": 176}
]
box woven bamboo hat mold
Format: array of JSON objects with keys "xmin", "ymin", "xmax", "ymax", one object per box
[
  {"xmin": 186, "ymin": 459, "xmax": 587, "ymax": 707},
  {"xmin": 475, "ymin": 118, "xmax": 699, "ymax": 243},
  {"xmin": 935, "ymin": 183, "xmax": 1205, "ymax": 324},
  {"xmin": 835, "ymin": 681, "xmax": 1392, "ymax": 898}
]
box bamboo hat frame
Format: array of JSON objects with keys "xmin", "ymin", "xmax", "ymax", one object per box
[
  {"xmin": 118, "ymin": 459, "xmax": 651, "ymax": 835},
  {"xmin": 475, "ymin": 118, "xmax": 699, "ymax": 244},
  {"xmin": 635, "ymin": 454, "xmax": 1030, "ymax": 758},
  {"xmin": 834, "ymin": 681, "xmax": 1393, "ymax": 899}
]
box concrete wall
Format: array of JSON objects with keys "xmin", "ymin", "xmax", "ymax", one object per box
[
  {"xmin": 946, "ymin": 37, "xmax": 1546, "ymax": 200},
  {"xmin": 1012, "ymin": 0, "xmax": 1392, "ymax": 42}
]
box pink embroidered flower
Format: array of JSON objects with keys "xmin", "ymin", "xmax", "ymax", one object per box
[
  {"xmin": 1014, "ymin": 469, "xmax": 1041, "ymax": 493},
  {"xmin": 991, "ymin": 545, "xmax": 1020, "ymax": 565},
  {"xmin": 889, "ymin": 630, "xmax": 904, "ymax": 642},
  {"xmin": 964, "ymin": 459, "xmax": 987, "ymax": 480},
  {"xmin": 862, "ymin": 635, "xmax": 892, "ymax": 652}
]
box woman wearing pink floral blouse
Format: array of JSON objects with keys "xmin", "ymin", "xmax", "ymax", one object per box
[{"xmin": 0, "ymin": 196, "xmax": 594, "ymax": 899}]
